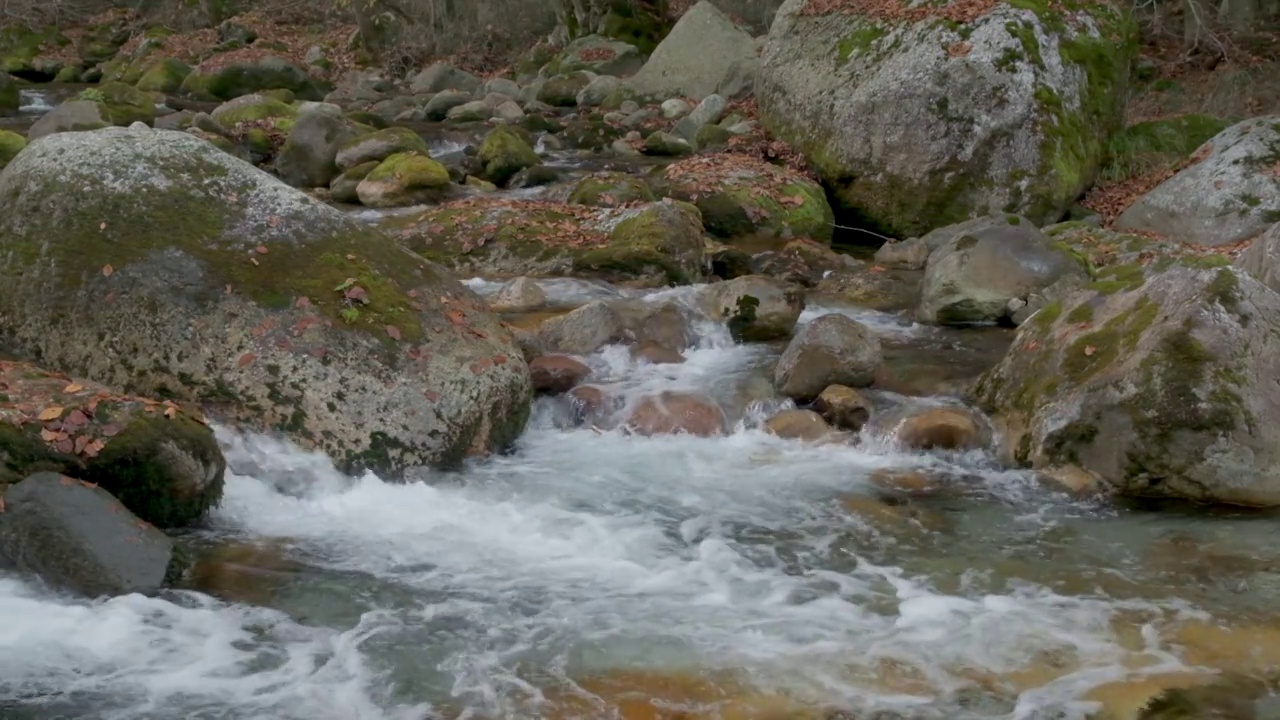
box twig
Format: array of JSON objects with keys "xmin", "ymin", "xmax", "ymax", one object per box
[{"xmin": 828, "ymin": 222, "xmax": 898, "ymax": 243}]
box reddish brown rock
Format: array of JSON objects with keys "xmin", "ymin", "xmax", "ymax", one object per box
[
  {"xmin": 626, "ymin": 391, "xmax": 726, "ymax": 437},
  {"xmin": 630, "ymin": 341, "xmax": 686, "ymax": 365},
  {"xmin": 529, "ymin": 355, "xmax": 591, "ymax": 394},
  {"xmin": 893, "ymin": 406, "xmax": 992, "ymax": 451}
]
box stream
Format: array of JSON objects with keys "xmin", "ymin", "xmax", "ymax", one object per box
[{"xmin": 5, "ymin": 87, "xmax": 1280, "ymax": 720}]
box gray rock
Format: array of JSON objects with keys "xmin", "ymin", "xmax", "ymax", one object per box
[
  {"xmin": 623, "ymin": 108, "xmax": 660, "ymax": 129},
  {"xmin": 494, "ymin": 100, "xmax": 525, "ymax": 122},
  {"xmin": 539, "ymin": 72, "xmax": 593, "ymax": 107},
  {"xmin": 369, "ymin": 95, "xmax": 419, "ymax": 122},
  {"xmin": 536, "ymin": 300, "xmax": 628, "ymax": 355},
  {"xmin": 916, "ymin": 215, "xmax": 1087, "ymax": 325},
  {"xmin": 191, "ymin": 111, "xmax": 228, "ymax": 137},
  {"xmin": 446, "ymin": 100, "xmax": 494, "ymax": 122},
  {"xmin": 701, "ymin": 275, "xmax": 805, "ymax": 342},
  {"xmin": 661, "ymin": 98, "xmax": 693, "ymax": 119},
  {"xmin": 673, "ymin": 93, "xmax": 727, "ymax": 142},
  {"xmin": 335, "ymin": 126, "xmax": 429, "ymax": 171},
  {"xmin": 1235, "ymin": 222, "xmax": 1280, "ymax": 293},
  {"xmin": 1115, "ymin": 117, "xmax": 1280, "ymax": 247},
  {"xmin": 619, "ymin": 100, "xmax": 641, "ymax": 114},
  {"xmin": 26, "ymin": 101, "xmax": 108, "ymax": 141},
  {"xmin": 716, "ymin": 56, "xmax": 758, "ymax": 101},
  {"xmin": 484, "ymin": 77, "xmax": 522, "ymax": 98},
  {"xmin": 490, "ymin": 277, "xmax": 547, "ymax": 313},
  {"xmin": 873, "ymin": 238, "xmax": 930, "ymax": 269},
  {"xmin": 274, "ymin": 110, "xmax": 360, "ymax": 188},
  {"xmin": 0, "ymin": 472, "xmax": 174, "ymax": 598},
  {"xmin": 643, "ymin": 130, "xmax": 693, "ymax": 156},
  {"xmin": 424, "ymin": 89, "xmax": 474, "ymax": 121},
  {"xmin": 0, "ymin": 126, "xmax": 532, "ymax": 477},
  {"xmin": 323, "ymin": 69, "xmax": 390, "ymax": 107},
  {"xmin": 329, "ymin": 160, "xmax": 377, "ymax": 204},
  {"xmin": 626, "ymin": 1, "xmax": 757, "ymax": 100},
  {"xmin": 409, "ymin": 63, "xmax": 481, "ymax": 95},
  {"xmin": 578, "ymin": 75, "xmax": 621, "ymax": 107},
  {"xmin": 550, "ymin": 35, "xmax": 645, "ymax": 77},
  {"xmin": 758, "ymin": 0, "xmax": 1133, "ymax": 237},
  {"xmin": 774, "ymin": 313, "xmax": 882, "ymax": 400},
  {"xmin": 972, "ymin": 264, "xmax": 1280, "ymax": 506},
  {"xmin": 155, "ymin": 109, "xmax": 196, "ymax": 130}
]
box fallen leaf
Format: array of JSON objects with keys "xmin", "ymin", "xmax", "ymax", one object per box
[
  {"xmin": 386, "ymin": 325, "xmax": 402, "ymax": 340},
  {"xmin": 63, "ymin": 383, "xmax": 84, "ymax": 393},
  {"xmin": 37, "ymin": 406, "xmax": 64, "ymax": 421},
  {"xmin": 267, "ymin": 215, "xmax": 281, "ymax": 227},
  {"xmin": 424, "ymin": 390, "xmax": 440, "ymax": 402},
  {"xmin": 55, "ymin": 438, "xmax": 73, "ymax": 453},
  {"xmin": 101, "ymin": 423, "xmax": 123, "ymax": 437},
  {"xmin": 1084, "ymin": 345, "xmax": 1097, "ymax": 356},
  {"xmin": 225, "ymin": 284, "xmax": 234, "ymax": 295},
  {"xmin": 83, "ymin": 439, "xmax": 106, "ymax": 458},
  {"xmin": 79, "ymin": 479, "xmax": 98, "ymax": 489},
  {"xmin": 64, "ymin": 410, "xmax": 89, "ymax": 429},
  {"xmin": 237, "ymin": 352, "xmax": 257, "ymax": 368},
  {"xmin": 345, "ymin": 286, "xmax": 368, "ymax": 303},
  {"xmin": 346, "ymin": 254, "xmax": 357, "ymax": 260},
  {"xmin": 250, "ymin": 257, "xmax": 260, "ymax": 266},
  {"xmin": 295, "ymin": 296, "xmax": 312, "ymax": 308},
  {"xmin": 102, "ymin": 264, "xmax": 114, "ymax": 277},
  {"xmin": 74, "ymin": 435, "xmax": 90, "ymax": 454},
  {"xmin": 99, "ymin": 222, "xmax": 106, "ymax": 231},
  {"xmin": 255, "ymin": 245, "xmax": 269, "ymax": 254},
  {"xmin": 40, "ymin": 428, "xmax": 58, "ymax": 442},
  {"xmin": 164, "ymin": 406, "xmax": 177, "ymax": 419}
]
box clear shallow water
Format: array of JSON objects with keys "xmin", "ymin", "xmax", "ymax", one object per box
[{"xmin": 5, "ymin": 284, "xmax": 1280, "ymax": 720}]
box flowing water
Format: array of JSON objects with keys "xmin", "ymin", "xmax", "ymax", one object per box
[
  {"xmin": 4, "ymin": 279, "xmax": 1280, "ymax": 720},
  {"xmin": 6, "ymin": 91, "xmax": 1280, "ymax": 719}
]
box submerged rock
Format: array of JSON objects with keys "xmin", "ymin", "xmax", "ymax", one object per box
[
  {"xmin": 627, "ymin": 392, "xmax": 727, "ymax": 437},
  {"xmin": 0, "ymin": 472, "xmax": 175, "ymax": 598},
  {"xmin": 774, "ymin": 314, "xmax": 882, "ymax": 400},
  {"xmin": 875, "ymin": 404, "xmax": 994, "ymax": 452},
  {"xmin": 386, "ymin": 198, "xmax": 706, "ymax": 286},
  {"xmin": 917, "ymin": 214, "xmax": 1087, "ymax": 325},
  {"xmin": 0, "ymin": 361, "xmax": 225, "ymax": 528},
  {"xmin": 489, "ymin": 277, "xmax": 547, "ymax": 313},
  {"xmin": 658, "ymin": 154, "xmax": 833, "ymax": 244},
  {"xmin": 971, "ymin": 262, "xmax": 1280, "ymax": 506},
  {"xmin": 758, "ymin": 0, "xmax": 1135, "ymax": 236},
  {"xmin": 813, "ymin": 384, "xmax": 871, "ymax": 432},
  {"xmin": 1116, "ymin": 116, "xmax": 1280, "ymax": 247},
  {"xmin": 0, "ymin": 126, "xmax": 531, "ymax": 477},
  {"xmin": 764, "ymin": 409, "xmax": 833, "ymax": 441},
  {"xmin": 529, "ymin": 355, "xmax": 591, "ymax": 394}
]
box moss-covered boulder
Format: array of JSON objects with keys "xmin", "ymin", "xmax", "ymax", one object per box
[
  {"xmin": 209, "ymin": 94, "xmax": 297, "ymax": 128},
  {"xmin": 384, "ymin": 197, "xmax": 706, "ymax": 285},
  {"xmin": 0, "ymin": 130, "xmax": 24, "ymax": 168},
  {"xmin": 1115, "ymin": 116, "xmax": 1280, "ymax": 247},
  {"xmin": 0, "ymin": 25, "xmax": 66, "ymax": 75},
  {"xmin": 970, "ymin": 258, "xmax": 1280, "ymax": 506},
  {"xmin": 330, "ymin": 160, "xmax": 377, "ymax": 203},
  {"xmin": 538, "ymin": 72, "xmax": 593, "ymax": 107},
  {"xmin": 335, "ymin": 126, "xmax": 428, "ymax": 171},
  {"xmin": 568, "ymin": 171, "xmax": 655, "ymax": 207},
  {"xmin": 0, "ymin": 361, "xmax": 225, "ymax": 527},
  {"xmin": 136, "ymin": 58, "xmax": 192, "ymax": 93},
  {"xmin": 180, "ymin": 55, "xmax": 330, "ymax": 102},
  {"xmin": 1097, "ymin": 113, "xmax": 1229, "ymax": 185},
  {"xmin": 758, "ymin": 0, "xmax": 1136, "ymax": 237},
  {"xmin": 0, "ymin": 126, "xmax": 532, "ymax": 476},
  {"xmin": 273, "ymin": 108, "xmax": 362, "ymax": 188},
  {"xmin": 355, "ymin": 152, "xmax": 452, "ymax": 208},
  {"xmin": 543, "ymin": 35, "xmax": 644, "ymax": 78},
  {"xmin": 657, "ymin": 154, "xmax": 834, "ymax": 244},
  {"xmin": 0, "ymin": 72, "xmax": 17, "ymax": 116},
  {"xmin": 477, "ymin": 125, "xmax": 540, "ymax": 186},
  {"xmin": 100, "ymin": 37, "xmax": 163, "ymax": 85},
  {"xmin": 86, "ymin": 82, "xmax": 157, "ymax": 126}
]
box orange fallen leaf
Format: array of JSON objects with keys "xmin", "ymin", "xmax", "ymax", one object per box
[
  {"xmin": 164, "ymin": 406, "xmax": 177, "ymax": 419},
  {"xmin": 255, "ymin": 245, "xmax": 269, "ymax": 254},
  {"xmin": 237, "ymin": 352, "xmax": 257, "ymax": 368},
  {"xmin": 37, "ymin": 406, "xmax": 64, "ymax": 421},
  {"xmin": 1084, "ymin": 345, "xmax": 1097, "ymax": 356},
  {"xmin": 102, "ymin": 264, "xmax": 114, "ymax": 277},
  {"xmin": 101, "ymin": 422, "xmax": 123, "ymax": 437},
  {"xmin": 295, "ymin": 296, "xmax": 312, "ymax": 308},
  {"xmin": 386, "ymin": 325, "xmax": 402, "ymax": 340},
  {"xmin": 79, "ymin": 480, "xmax": 98, "ymax": 489},
  {"xmin": 63, "ymin": 383, "xmax": 84, "ymax": 393},
  {"xmin": 40, "ymin": 428, "xmax": 58, "ymax": 442},
  {"xmin": 83, "ymin": 439, "xmax": 106, "ymax": 458}
]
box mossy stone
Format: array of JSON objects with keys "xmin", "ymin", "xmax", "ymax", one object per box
[
  {"xmin": 567, "ymin": 172, "xmax": 655, "ymax": 207},
  {"xmin": 136, "ymin": 58, "xmax": 192, "ymax": 94},
  {"xmin": 478, "ymin": 125, "xmax": 540, "ymax": 186}
]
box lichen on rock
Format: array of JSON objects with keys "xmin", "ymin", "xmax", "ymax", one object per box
[{"xmin": 0, "ymin": 126, "xmax": 531, "ymax": 477}]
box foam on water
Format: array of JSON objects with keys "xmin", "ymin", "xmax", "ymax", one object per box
[{"xmin": 18, "ymin": 89, "xmax": 54, "ymax": 114}]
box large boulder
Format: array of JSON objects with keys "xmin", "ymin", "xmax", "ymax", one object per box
[
  {"xmin": 335, "ymin": 126, "xmax": 429, "ymax": 171},
  {"xmin": 385, "ymin": 198, "xmax": 707, "ymax": 286},
  {"xmin": 0, "ymin": 126, "xmax": 532, "ymax": 477},
  {"xmin": 409, "ymin": 62, "xmax": 481, "ymax": 95},
  {"xmin": 774, "ymin": 313, "xmax": 882, "ymax": 400},
  {"xmin": 971, "ymin": 262, "xmax": 1280, "ymax": 506},
  {"xmin": 758, "ymin": 0, "xmax": 1136, "ymax": 237},
  {"xmin": 0, "ymin": 472, "xmax": 175, "ymax": 598},
  {"xmin": 1115, "ymin": 117, "xmax": 1280, "ymax": 247},
  {"xmin": 658, "ymin": 154, "xmax": 834, "ymax": 244},
  {"xmin": 273, "ymin": 108, "xmax": 361, "ymax": 188},
  {"xmin": 180, "ymin": 55, "xmax": 330, "ymax": 101},
  {"xmin": 917, "ymin": 214, "xmax": 1087, "ymax": 325},
  {"xmin": 0, "ymin": 361, "xmax": 224, "ymax": 527},
  {"xmin": 625, "ymin": 1, "xmax": 756, "ymax": 100},
  {"xmin": 700, "ymin": 275, "xmax": 805, "ymax": 342},
  {"xmin": 136, "ymin": 57, "xmax": 192, "ymax": 93}
]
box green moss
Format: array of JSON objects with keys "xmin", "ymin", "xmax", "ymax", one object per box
[
  {"xmin": 1005, "ymin": 20, "xmax": 1043, "ymax": 68},
  {"xmin": 215, "ymin": 97, "xmax": 298, "ymax": 126},
  {"xmin": 1060, "ymin": 295, "xmax": 1158, "ymax": 382},
  {"xmin": 1089, "ymin": 263, "xmax": 1145, "ymax": 294},
  {"xmin": 478, "ymin": 125, "xmax": 540, "ymax": 185},
  {"xmin": 1030, "ymin": 300, "xmax": 1063, "ymax": 330},
  {"xmin": 1066, "ymin": 302, "xmax": 1094, "ymax": 323},
  {"xmin": 1181, "ymin": 253, "xmax": 1231, "ymax": 269},
  {"xmin": 365, "ymin": 152, "xmax": 449, "ymax": 188},
  {"xmin": 1100, "ymin": 114, "xmax": 1229, "ymax": 183},
  {"xmin": 1207, "ymin": 267, "xmax": 1243, "ymax": 321},
  {"xmin": 0, "ymin": 130, "xmax": 25, "ymax": 168},
  {"xmin": 567, "ymin": 172, "xmax": 655, "ymax": 207},
  {"xmin": 598, "ymin": 4, "xmax": 669, "ymax": 54},
  {"xmin": 838, "ymin": 24, "xmax": 888, "ymax": 63},
  {"xmin": 136, "ymin": 58, "xmax": 192, "ymax": 93}
]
